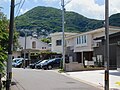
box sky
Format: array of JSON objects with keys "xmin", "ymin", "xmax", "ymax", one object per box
[{"xmin": 0, "ymin": 0, "xmax": 120, "ymax": 20}]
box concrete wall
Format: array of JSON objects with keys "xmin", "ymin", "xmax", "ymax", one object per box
[{"xmin": 65, "ymin": 62, "xmax": 84, "ymax": 71}]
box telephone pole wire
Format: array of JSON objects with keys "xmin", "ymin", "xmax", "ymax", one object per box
[{"xmin": 6, "ymin": 0, "xmax": 15, "ymax": 90}]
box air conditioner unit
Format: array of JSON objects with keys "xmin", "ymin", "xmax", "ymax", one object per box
[{"xmin": 92, "ymin": 43, "xmax": 99, "ymax": 47}]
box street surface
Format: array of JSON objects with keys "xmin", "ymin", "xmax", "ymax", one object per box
[{"xmin": 11, "ymin": 68, "xmax": 101, "ymax": 90}]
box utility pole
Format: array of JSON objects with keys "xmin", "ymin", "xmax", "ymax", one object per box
[
  {"xmin": 6, "ymin": 0, "xmax": 15, "ymax": 90},
  {"xmin": 104, "ymin": 0, "xmax": 109, "ymax": 90},
  {"xmin": 23, "ymin": 30, "xmax": 27, "ymax": 69},
  {"xmin": 61, "ymin": 0, "xmax": 65, "ymax": 71}
]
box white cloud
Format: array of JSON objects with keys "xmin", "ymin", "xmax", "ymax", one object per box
[
  {"xmin": 40, "ymin": 0, "xmax": 120, "ymax": 20},
  {"xmin": 1, "ymin": 0, "xmax": 120, "ymax": 20},
  {"xmin": 109, "ymin": 0, "xmax": 120, "ymax": 15},
  {"xmin": 20, "ymin": 8, "xmax": 29, "ymax": 14},
  {"xmin": 65, "ymin": 0, "xmax": 104, "ymax": 20},
  {"xmin": 65, "ymin": 0, "xmax": 120, "ymax": 20}
]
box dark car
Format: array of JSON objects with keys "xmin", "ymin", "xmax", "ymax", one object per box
[
  {"xmin": 29, "ymin": 60, "xmax": 42, "ymax": 69},
  {"xmin": 41, "ymin": 58, "xmax": 62, "ymax": 70}
]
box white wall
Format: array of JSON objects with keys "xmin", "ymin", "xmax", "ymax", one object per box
[
  {"xmin": 18, "ymin": 36, "xmax": 50, "ymax": 50},
  {"xmin": 74, "ymin": 27, "xmax": 120, "ymax": 53},
  {"xmin": 51, "ymin": 34, "xmax": 63, "ymax": 53},
  {"xmin": 51, "ymin": 32, "xmax": 78, "ymax": 53},
  {"xmin": 74, "ymin": 34, "xmax": 93, "ymax": 52}
]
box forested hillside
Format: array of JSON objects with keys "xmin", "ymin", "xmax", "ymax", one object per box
[
  {"xmin": 15, "ymin": 6, "xmax": 103, "ymax": 33},
  {"xmin": 15, "ymin": 6, "xmax": 120, "ymax": 35}
]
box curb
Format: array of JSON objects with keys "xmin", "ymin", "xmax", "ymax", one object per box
[{"xmin": 52, "ymin": 70, "xmax": 103, "ymax": 90}]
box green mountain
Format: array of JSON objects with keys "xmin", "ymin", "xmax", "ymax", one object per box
[
  {"xmin": 109, "ymin": 13, "xmax": 120, "ymax": 26},
  {"xmin": 15, "ymin": 6, "xmax": 120, "ymax": 34}
]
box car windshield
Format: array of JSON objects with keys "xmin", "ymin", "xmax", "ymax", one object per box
[
  {"xmin": 13, "ymin": 58, "xmax": 23, "ymax": 62},
  {"xmin": 16, "ymin": 59, "xmax": 22, "ymax": 63},
  {"xmin": 40, "ymin": 60, "xmax": 48, "ymax": 64},
  {"xmin": 47, "ymin": 59, "xmax": 55, "ymax": 63},
  {"xmin": 36, "ymin": 60, "xmax": 41, "ymax": 64}
]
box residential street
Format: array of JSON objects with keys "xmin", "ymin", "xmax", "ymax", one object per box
[{"xmin": 11, "ymin": 68, "xmax": 101, "ymax": 90}]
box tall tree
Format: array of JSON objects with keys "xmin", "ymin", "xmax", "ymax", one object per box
[
  {"xmin": 0, "ymin": 10, "xmax": 9, "ymax": 74},
  {"xmin": 0, "ymin": 9, "xmax": 19, "ymax": 75}
]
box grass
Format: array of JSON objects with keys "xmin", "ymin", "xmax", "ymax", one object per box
[{"xmin": 58, "ymin": 69, "xmax": 65, "ymax": 73}]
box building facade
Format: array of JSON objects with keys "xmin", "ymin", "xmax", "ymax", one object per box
[
  {"xmin": 93, "ymin": 31, "xmax": 120, "ymax": 71},
  {"xmin": 13, "ymin": 36, "xmax": 50, "ymax": 61},
  {"xmin": 50, "ymin": 27, "xmax": 120, "ymax": 68}
]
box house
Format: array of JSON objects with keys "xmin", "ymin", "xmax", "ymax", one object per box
[
  {"xmin": 93, "ymin": 29, "xmax": 120, "ymax": 71},
  {"xmin": 50, "ymin": 32, "xmax": 78, "ymax": 53},
  {"xmin": 66, "ymin": 26, "xmax": 120, "ymax": 67},
  {"xmin": 12, "ymin": 36, "xmax": 51, "ymax": 63}
]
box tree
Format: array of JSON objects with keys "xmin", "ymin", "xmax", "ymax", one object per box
[
  {"xmin": 40, "ymin": 38, "xmax": 51, "ymax": 44},
  {"xmin": 0, "ymin": 9, "xmax": 19, "ymax": 75},
  {"xmin": 0, "ymin": 10, "xmax": 9, "ymax": 74}
]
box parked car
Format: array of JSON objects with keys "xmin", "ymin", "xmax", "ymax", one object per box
[
  {"xmin": 41, "ymin": 58, "xmax": 62, "ymax": 70},
  {"xmin": 12, "ymin": 58, "xmax": 23, "ymax": 67},
  {"xmin": 12, "ymin": 59, "xmax": 23, "ymax": 68},
  {"xmin": 35, "ymin": 60, "xmax": 48, "ymax": 69},
  {"xmin": 29, "ymin": 60, "xmax": 42, "ymax": 69},
  {"xmin": 14, "ymin": 60, "xmax": 23, "ymax": 68}
]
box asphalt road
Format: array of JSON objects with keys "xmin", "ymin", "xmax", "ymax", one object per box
[{"xmin": 11, "ymin": 68, "xmax": 101, "ymax": 90}]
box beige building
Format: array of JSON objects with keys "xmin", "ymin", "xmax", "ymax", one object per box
[
  {"xmin": 50, "ymin": 27, "xmax": 120, "ymax": 71},
  {"xmin": 71, "ymin": 26, "xmax": 120, "ymax": 64},
  {"xmin": 50, "ymin": 32, "xmax": 78, "ymax": 53}
]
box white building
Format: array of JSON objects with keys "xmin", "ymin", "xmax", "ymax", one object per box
[
  {"xmin": 50, "ymin": 32, "xmax": 78, "ymax": 53},
  {"xmin": 12, "ymin": 36, "xmax": 50, "ymax": 59},
  {"xmin": 18, "ymin": 36, "xmax": 50, "ymax": 51}
]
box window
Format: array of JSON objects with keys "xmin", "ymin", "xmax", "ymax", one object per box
[
  {"xmin": 76, "ymin": 35, "xmax": 87, "ymax": 45},
  {"xmin": 42, "ymin": 47, "xmax": 46, "ymax": 49},
  {"xmin": 84, "ymin": 35, "xmax": 87, "ymax": 43},
  {"xmin": 32, "ymin": 41, "xmax": 36, "ymax": 48},
  {"xmin": 79, "ymin": 36, "xmax": 81, "ymax": 44},
  {"xmin": 56, "ymin": 40, "xmax": 62, "ymax": 46},
  {"xmin": 77, "ymin": 37, "xmax": 79, "ymax": 44}
]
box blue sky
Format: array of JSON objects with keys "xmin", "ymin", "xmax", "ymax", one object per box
[
  {"xmin": 0, "ymin": 0, "xmax": 120, "ymax": 20},
  {"xmin": 95, "ymin": 0, "xmax": 104, "ymax": 5}
]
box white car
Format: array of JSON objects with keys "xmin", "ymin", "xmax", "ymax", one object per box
[{"xmin": 12, "ymin": 58, "xmax": 23, "ymax": 67}]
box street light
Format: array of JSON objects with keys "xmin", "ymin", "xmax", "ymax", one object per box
[{"xmin": 104, "ymin": 0, "xmax": 109, "ymax": 90}]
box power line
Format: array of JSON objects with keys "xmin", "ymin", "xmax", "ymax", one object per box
[
  {"xmin": 16, "ymin": 0, "xmax": 25, "ymax": 17},
  {"xmin": 15, "ymin": 0, "xmax": 22, "ymax": 15}
]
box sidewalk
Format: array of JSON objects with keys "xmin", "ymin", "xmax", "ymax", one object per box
[{"xmin": 61, "ymin": 70, "xmax": 120, "ymax": 90}]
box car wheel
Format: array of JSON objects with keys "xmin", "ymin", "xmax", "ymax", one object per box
[{"xmin": 48, "ymin": 65, "xmax": 52, "ymax": 70}]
